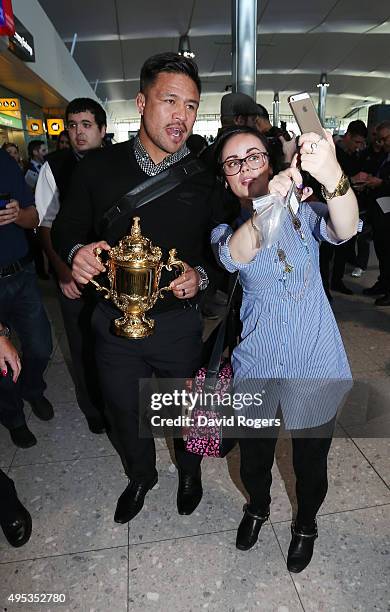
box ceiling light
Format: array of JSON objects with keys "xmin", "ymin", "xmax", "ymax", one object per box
[
  {"xmin": 317, "ymin": 73, "xmax": 329, "ymax": 88},
  {"xmin": 178, "ymin": 35, "xmax": 195, "ymax": 59}
]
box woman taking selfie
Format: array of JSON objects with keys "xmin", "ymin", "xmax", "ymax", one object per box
[{"xmin": 211, "ymin": 126, "xmax": 359, "ymax": 572}]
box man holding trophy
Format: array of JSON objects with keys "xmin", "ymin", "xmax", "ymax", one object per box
[{"xmin": 52, "ymin": 53, "xmax": 219, "ymax": 524}]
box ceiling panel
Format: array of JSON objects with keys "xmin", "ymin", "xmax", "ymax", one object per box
[
  {"xmin": 259, "ymin": 0, "xmax": 337, "ymax": 33},
  {"xmin": 71, "ymin": 40, "xmax": 124, "ymax": 81},
  {"xmin": 190, "ymin": 0, "xmax": 231, "ymax": 35},
  {"xmin": 38, "ymin": 0, "xmax": 118, "ymax": 40},
  {"xmin": 121, "ymin": 38, "xmax": 178, "ymax": 79},
  {"xmin": 116, "ymin": 0, "xmax": 192, "ymax": 38},
  {"xmin": 36, "ymin": 0, "xmax": 390, "ymax": 120},
  {"xmin": 333, "ymin": 34, "xmax": 390, "ymax": 72},
  {"xmin": 321, "ymin": 0, "xmax": 390, "ymax": 33},
  {"xmin": 257, "ymin": 34, "xmax": 315, "ymax": 71}
]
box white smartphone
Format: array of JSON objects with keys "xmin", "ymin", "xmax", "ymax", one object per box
[{"xmin": 288, "ymin": 92, "xmax": 326, "ymax": 138}]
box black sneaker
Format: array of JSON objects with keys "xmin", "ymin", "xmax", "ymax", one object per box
[
  {"xmin": 362, "ymin": 282, "xmax": 386, "ymax": 297},
  {"xmin": 10, "ymin": 425, "xmax": 37, "ymax": 449},
  {"xmin": 86, "ymin": 417, "xmax": 106, "ymax": 434},
  {"xmin": 330, "ymin": 282, "xmax": 353, "ymax": 295},
  {"xmin": 28, "ymin": 396, "xmax": 54, "ymax": 421},
  {"xmin": 375, "ymin": 293, "xmax": 390, "ymax": 306}
]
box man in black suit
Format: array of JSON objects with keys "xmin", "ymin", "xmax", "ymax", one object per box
[
  {"xmin": 52, "ymin": 53, "xmax": 220, "ymax": 524},
  {"xmin": 0, "ymin": 324, "xmax": 32, "ymax": 548},
  {"xmin": 36, "ymin": 99, "xmax": 107, "ymax": 434},
  {"xmin": 362, "ymin": 120, "xmax": 390, "ymax": 305}
]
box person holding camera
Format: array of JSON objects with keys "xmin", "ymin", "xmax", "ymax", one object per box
[
  {"xmin": 0, "ymin": 323, "xmax": 32, "ymax": 548},
  {"xmin": 0, "ymin": 149, "xmax": 53, "ymax": 448},
  {"xmin": 211, "ymin": 125, "xmax": 359, "ymax": 572}
]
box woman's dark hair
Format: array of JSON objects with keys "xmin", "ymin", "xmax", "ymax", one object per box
[
  {"xmin": 140, "ymin": 52, "xmax": 201, "ymax": 95},
  {"xmin": 213, "ymin": 125, "xmax": 272, "ymax": 176},
  {"xmin": 2, "ymin": 142, "xmax": 19, "ymax": 151},
  {"xmin": 56, "ymin": 129, "xmax": 70, "ymax": 150}
]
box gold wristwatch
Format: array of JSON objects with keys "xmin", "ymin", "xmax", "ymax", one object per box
[
  {"xmin": 321, "ymin": 172, "xmax": 350, "ymax": 200},
  {"xmin": 0, "ymin": 325, "xmax": 10, "ymax": 338}
]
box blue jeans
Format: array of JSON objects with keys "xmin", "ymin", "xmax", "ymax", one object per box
[{"xmin": 0, "ymin": 263, "xmax": 52, "ymax": 429}]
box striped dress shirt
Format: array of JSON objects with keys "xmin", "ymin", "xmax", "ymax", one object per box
[{"xmin": 211, "ymin": 201, "xmax": 355, "ymax": 430}]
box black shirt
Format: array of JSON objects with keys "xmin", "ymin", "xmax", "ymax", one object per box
[
  {"xmin": 45, "ymin": 148, "xmax": 78, "ymax": 204},
  {"xmin": 335, "ymin": 144, "xmax": 363, "ymax": 178},
  {"xmin": 52, "ymin": 140, "xmax": 222, "ymax": 313},
  {"xmin": 0, "ymin": 149, "xmax": 35, "ymax": 266}
]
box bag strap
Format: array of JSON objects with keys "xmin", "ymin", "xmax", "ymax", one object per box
[
  {"xmin": 102, "ymin": 158, "xmax": 205, "ymax": 243},
  {"xmin": 203, "ymin": 273, "xmax": 239, "ymax": 391}
]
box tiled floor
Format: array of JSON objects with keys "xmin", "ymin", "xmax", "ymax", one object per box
[{"xmin": 0, "ymin": 261, "xmax": 389, "ymax": 612}]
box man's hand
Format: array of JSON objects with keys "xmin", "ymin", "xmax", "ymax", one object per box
[
  {"xmin": 0, "ymin": 199, "xmax": 20, "ymax": 226},
  {"xmin": 170, "ymin": 264, "xmax": 200, "ymax": 299},
  {"xmin": 57, "ymin": 264, "xmax": 82, "ymax": 299},
  {"xmin": 364, "ymin": 175, "xmax": 383, "ymax": 189},
  {"xmin": 72, "ymin": 241, "xmax": 111, "ymax": 285},
  {"xmin": 0, "ymin": 337, "xmax": 21, "ymax": 383}
]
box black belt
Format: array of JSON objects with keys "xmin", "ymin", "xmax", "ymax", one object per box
[{"xmin": 0, "ymin": 254, "xmax": 32, "ymax": 278}]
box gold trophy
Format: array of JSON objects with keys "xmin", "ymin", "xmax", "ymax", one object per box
[{"xmin": 90, "ymin": 217, "xmax": 185, "ymax": 339}]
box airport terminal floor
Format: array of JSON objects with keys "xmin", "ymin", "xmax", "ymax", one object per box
[{"xmin": 0, "ymin": 255, "xmax": 389, "ymax": 612}]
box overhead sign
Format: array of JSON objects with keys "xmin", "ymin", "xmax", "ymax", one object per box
[
  {"xmin": 0, "ymin": 0, "xmax": 15, "ymax": 36},
  {"xmin": 47, "ymin": 118, "xmax": 65, "ymax": 135},
  {"xmin": 8, "ymin": 16, "xmax": 35, "ymax": 62},
  {"xmin": 0, "ymin": 111, "xmax": 23, "ymax": 129},
  {"xmin": 0, "ymin": 97, "xmax": 20, "ymax": 112},
  {"xmin": 27, "ymin": 118, "xmax": 44, "ymax": 135}
]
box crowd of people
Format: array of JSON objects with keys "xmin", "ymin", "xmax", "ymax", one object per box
[{"xmin": 0, "ymin": 52, "xmax": 389, "ymax": 575}]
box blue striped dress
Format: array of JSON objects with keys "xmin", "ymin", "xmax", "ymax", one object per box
[{"xmin": 211, "ymin": 201, "xmax": 354, "ymax": 430}]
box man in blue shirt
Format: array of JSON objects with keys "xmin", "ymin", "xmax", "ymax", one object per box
[{"xmin": 0, "ymin": 148, "xmax": 53, "ymax": 448}]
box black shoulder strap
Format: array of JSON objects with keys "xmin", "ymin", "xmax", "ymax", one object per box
[
  {"xmin": 102, "ymin": 158, "xmax": 205, "ymax": 244},
  {"xmin": 202, "ymin": 273, "xmax": 239, "ymax": 392}
]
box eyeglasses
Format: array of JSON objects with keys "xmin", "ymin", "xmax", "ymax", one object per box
[{"xmin": 221, "ymin": 152, "xmax": 269, "ymax": 176}]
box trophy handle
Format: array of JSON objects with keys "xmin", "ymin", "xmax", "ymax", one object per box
[
  {"xmin": 89, "ymin": 247, "xmax": 112, "ymax": 299},
  {"xmin": 159, "ymin": 249, "xmax": 186, "ymax": 295}
]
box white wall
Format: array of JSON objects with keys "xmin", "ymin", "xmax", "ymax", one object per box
[{"xmin": 11, "ymin": 0, "xmax": 99, "ymax": 104}]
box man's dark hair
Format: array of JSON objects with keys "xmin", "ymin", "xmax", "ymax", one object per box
[
  {"xmin": 376, "ymin": 120, "xmax": 390, "ymax": 133},
  {"xmin": 27, "ymin": 139, "xmax": 44, "ymax": 159},
  {"xmin": 256, "ymin": 103, "xmax": 270, "ymax": 122},
  {"xmin": 65, "ymin": 98, "xmax": 107, "ymax": 129},
  {"xmin": 346, "ymin": 120, "xmax": 367, "ymax": 139},
  {"xmin": 140, "ymin": 52, "xmax": 201, "ymax": 95},
  {"xmin": 187, "ymin": 133, "xmax": 208, "ymax": 156},
  {"xmin": 2, "ymin": 142, "xmax": 19, "ymax": 151}
]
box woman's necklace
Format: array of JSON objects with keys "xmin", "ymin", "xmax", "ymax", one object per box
[{"xmin": 276, "ymin": 207, "xmax": 311, "ymax": 301}]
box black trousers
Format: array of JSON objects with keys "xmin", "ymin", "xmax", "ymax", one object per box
[
  {"xmin": 372, "ymin": 202, "xmax": 390, "ymax": 291},
  {"xmin": 0, "ymin": 264, "xmax": 52, "ymax": 428},
  {"xmin": 92, "ymin": 303, "xmax": 203, "ymax": 482},
  {"xmin": 0, "ymin": 469, "xmax": 19, "ymax": 524},
  {"xmin": 57, "ymin": 289, "xmax": 105, "ymax": 421},
  {"xmin": 320, "ymin": 241, "xmax": 352, "ymax": 289},
  {"xmin": 239, "ymin": 420, "xmax": 334, "ymax": 525}
]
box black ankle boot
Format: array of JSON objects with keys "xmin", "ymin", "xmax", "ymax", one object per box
[
  {"xmin": 236, "ymin": 504, "xmax": 270, "ymax": 551},
  {"xmin": 287, "ymin": 520, "xmax": 318, "ymax": 573}
]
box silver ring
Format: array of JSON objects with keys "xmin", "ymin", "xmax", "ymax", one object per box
[
  {"xmin": 310, "ymin": 142, "xmax": 318, "ymax": 153},
  {"xmin": 182, "ymin": 288, "xmax": 186, "ymax": 297}
]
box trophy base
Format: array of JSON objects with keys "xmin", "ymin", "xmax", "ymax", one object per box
[{"xmin": 113, "ymin": 314, "xmax": 155, "ymax": 339}]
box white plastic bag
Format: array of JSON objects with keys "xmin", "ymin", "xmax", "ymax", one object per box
[{"xmin": 251, "ymin": 193, "xmax": 288, "ymax": 249}]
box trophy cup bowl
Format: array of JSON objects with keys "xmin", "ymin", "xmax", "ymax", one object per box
[{"xmin": 90, "ymin": 217, "xmax": 185, "ymax": 339}]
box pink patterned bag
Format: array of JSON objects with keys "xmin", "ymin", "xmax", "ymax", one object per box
[
  {"xmin": 184, "ymin": 358, "xmax": 234, "ymax": 457},
  {"xmin": 184, "ymin": 274, "xmax": 239, "ymax": 458}
]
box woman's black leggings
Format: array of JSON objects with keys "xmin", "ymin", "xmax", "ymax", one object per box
[{"xmin": 239, "ymin": 421, "xmax": 334, "ymax": 525}]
